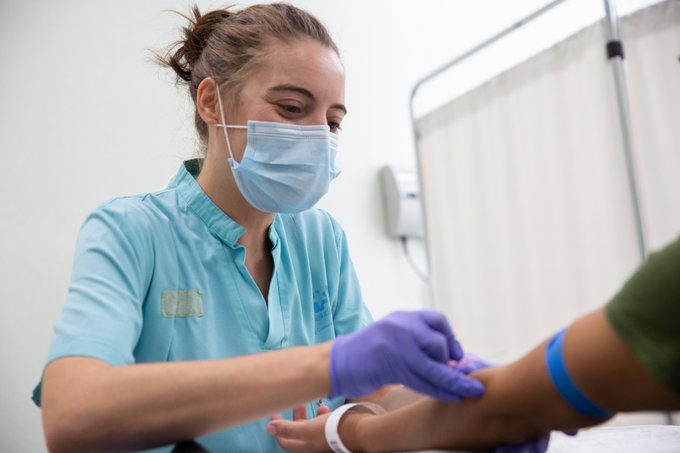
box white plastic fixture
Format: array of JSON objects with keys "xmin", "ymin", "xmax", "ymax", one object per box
[{"xmin": 380, "ymin": 165, "xmax": 424, "ymax": 239}]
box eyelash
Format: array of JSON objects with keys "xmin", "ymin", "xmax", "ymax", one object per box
[
  {"xmin": 278, "ymin": 104, "xmax": 302, "ymax": 115},
  {"xmin": 276, "ymin": 104, "xmax": 342, "ymax": 132}
]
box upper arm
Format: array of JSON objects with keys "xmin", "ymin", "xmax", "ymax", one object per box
[
  {"xmin": 565, "ymin": 308, "xmax": 680, "ymax": 411},
  {"xmin": 35, "ymin": 201, "xmax": 153, "ymax": 406},
  {"xmin": 42, "ymin": 356, "xmax": 112, "ymax": 406},
  {"xmin": 41, "ymin": 357, "xmax": 112, "ymax": 448},
  {"xmin": 473, "ymin": 306, "xmax": 680, "ymax": 439},
  {"xmin": 54, "ymin": 202, "xmax": 152, "ymax": 363}
]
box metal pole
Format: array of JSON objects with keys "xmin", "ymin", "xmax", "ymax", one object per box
[
  {"xmin": 603, "ymin": 0, "xmax": 648, "ymax": 264},
  {"xmin": 603, "ymin": 0, "xmax": 672, "ymax": 426}
]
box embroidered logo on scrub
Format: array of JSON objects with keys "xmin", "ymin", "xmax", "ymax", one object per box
[
  {"xmin": 313, "ymin": 288, "xmax": 331, "ymax": 332},
  {"xmin": 161, "ymin": 290, "xmax": 204, "ymax": 317}
]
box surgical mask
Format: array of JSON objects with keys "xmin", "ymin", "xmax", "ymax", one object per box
[{"xmin": 215, "ymin": 90, "xmax": 341, "ymax": 214}]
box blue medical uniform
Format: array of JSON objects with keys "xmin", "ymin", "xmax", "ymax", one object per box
[{"xmin": 33, "ymin": 159, "xmax": 372, "ymax": 452}]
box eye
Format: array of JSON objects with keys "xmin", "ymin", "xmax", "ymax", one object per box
[
  {"xmin": 328, "ymin": 121, "xmax": 342, "ymax": 133},
  {"xmin": 277, "ymin": 104, "xmax": 302, "ymax": 115}
]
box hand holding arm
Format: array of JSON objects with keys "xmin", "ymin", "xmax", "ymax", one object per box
[
  {"xmin": 333, "ymin": 308, "xmax": 680, "ymax": 452},
  {"xmin": 329, "ymin": 310, "xmax": 485, "ymax": 402}
]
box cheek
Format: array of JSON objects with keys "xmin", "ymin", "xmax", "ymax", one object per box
[{"xmin": 229, "ymin": 131, "xmax": 248, "ymax": 160}]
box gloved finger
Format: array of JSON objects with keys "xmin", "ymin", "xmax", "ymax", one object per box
[
  {"xmin": 455, "ymin": 359, "xmax": 493, "ymax": 375},
  {"xmin": 415, "ymin": 328, "xmax": 450, "ymax": 363},
  {"xmin": 418, "ymin": 311, "xmax": 463, "ymax": 360},
  {"xmin": 533, "ymin": 435, "xmax": 550, "ymax": 453},
  {"xmin": 414, "ymin": 360, "xmax": 485, "ymax": 401}
]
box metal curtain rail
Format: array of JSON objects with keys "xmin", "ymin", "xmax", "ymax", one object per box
[
  {"xmin": 409, "ymin": 0, "xmax": 569, "ymax": 127},
  {"xmin": 408, "ymin": 0, "xmax": 569, "ymax": 309},
  {"xmin": 409, "ymin": 0, "xmax": 649, "ymax": 286}
]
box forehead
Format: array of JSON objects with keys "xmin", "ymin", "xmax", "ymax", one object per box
[{"xmin": 246, "ymin": 38, "xmax": 345, "ymax": 102}]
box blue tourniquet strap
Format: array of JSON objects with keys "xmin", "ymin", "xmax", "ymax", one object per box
[{"xmin": 546, "ymin": 328, "xmax": 614, "ymax": 419}]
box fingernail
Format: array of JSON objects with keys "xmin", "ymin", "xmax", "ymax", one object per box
[{"xmin": 266, "ymin": 423, "xmax": 277, "ymax": 435}]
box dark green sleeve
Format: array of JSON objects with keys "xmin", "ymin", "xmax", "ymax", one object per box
[{"xmin": 605, "ymin": 235, "xmax": 680, "ymax": 396}]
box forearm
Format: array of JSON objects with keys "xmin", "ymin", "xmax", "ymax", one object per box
[
  {"xmin": 344, "ymin": 308, "xmax": 680, "ymax": 452},
  {"xmin": 342, "ymin": 342, "xmax": 596, "ymax": 452},
  {"xmin": 42, "ymin": 343, "xmax": 332, "ymax": 452},
  {"xmin": 350, "ymin": 386, "xmax": 424, "ymax": 412}
]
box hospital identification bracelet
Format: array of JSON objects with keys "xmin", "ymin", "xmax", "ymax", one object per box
[
  {"xmin": 545, "ymin": 328, "xmax": 614, "ymax": 419},
  {"xmin": 324, "ymin": 402, "xmax": 386, "ymax": 453}
]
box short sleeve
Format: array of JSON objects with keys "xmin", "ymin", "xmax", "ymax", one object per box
[
  {"xmin": 324, "ymin": 213, "xmax": 373, "ymax": 336},
  {"xmin": 33, "ymin": 199, "xmax": 154, "ymax": 406},
  {"xmin": 605, "ymin": 235, "xmax": 680, "ymax": 396}
]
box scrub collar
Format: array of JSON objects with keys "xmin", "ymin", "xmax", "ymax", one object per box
[{"xmin": 172, "ymin": 159, "xmax": 281, "ymax": 249}]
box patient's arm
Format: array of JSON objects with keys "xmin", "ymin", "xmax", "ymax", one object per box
[
  {"xmin": 270, "ymin": 307, "xmax": 680, "ymax": 452},
  {"xmin": 340, "ymin": 307, "xmax": 680, "ymax": 452}
]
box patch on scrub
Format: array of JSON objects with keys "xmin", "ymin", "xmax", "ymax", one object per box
[
  {"xmin": 313, "ymin": 288, "xmax": 332, "ymax": 332},
  {"xmin": 161, "ymin": 290, "xmax": 204, "ymax": 317}
]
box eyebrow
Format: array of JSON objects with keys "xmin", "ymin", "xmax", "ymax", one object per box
[{"xmin": 268, "ymin": 84, "xmax": 348, "ymax": 115}]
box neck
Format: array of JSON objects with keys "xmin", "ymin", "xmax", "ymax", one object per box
[{"xmin": 197, "ymin": 142, "xmax": 275, "ymax": 251}]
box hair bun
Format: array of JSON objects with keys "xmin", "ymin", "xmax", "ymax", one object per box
[{"xmin": 160, "ymin": 6, "xmax": 231, "ymax": 82}]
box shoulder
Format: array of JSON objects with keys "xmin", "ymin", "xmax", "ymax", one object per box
[
  {"xmin": 80, "ymin": 189, "xmax": 180, "ymax": 247},
  {"xmin": 91, "ymin": 188, "xmax": 177, "ymax": 223}
]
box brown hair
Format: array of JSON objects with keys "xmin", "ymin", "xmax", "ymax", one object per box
[{"xmin": 157, "ymin": 3, "xmax": 339, "ymax": 149}]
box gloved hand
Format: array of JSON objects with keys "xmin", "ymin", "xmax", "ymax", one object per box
[{"xmin": 329, "ymin": 310, "xmax": 485, "ymax": 401}]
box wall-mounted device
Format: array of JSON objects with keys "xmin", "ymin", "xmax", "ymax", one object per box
[{"xmin": 380, "ymin": 165, "xmax": 424, "ymax": 239}]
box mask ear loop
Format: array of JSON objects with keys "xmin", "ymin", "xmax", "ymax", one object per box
[{"xmin": 214, "ymin": 81, "xmax": 246, "ymax": 164}]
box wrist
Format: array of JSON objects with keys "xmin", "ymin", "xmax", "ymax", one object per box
[
  {"xmin": 325, "ymin": 403, "xmax": 385, "ymax": 453},
  {"xmin": 309, "ymin": 342, "xmax": 333, "ymax": 397},
  {"xmin": 338, "ymin": 409, "xmax": 374, "ymax": 452}
]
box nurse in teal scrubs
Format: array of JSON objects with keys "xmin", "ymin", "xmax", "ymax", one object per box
[{"xmin": 34, "ymin": 4, "xmax": 483, "ymax": 452}]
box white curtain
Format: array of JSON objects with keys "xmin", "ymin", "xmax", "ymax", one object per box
[{"xmin": 416, "ymin": 0, "xmax": 680, "ymax": 363}]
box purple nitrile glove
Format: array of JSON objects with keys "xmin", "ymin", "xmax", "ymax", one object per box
[
  {"xmin": 494, "ymin": 434, "xmax": 550, "ymax": 453},
  {"xmin": 329, "ymin": 310, "xmax": 485, "ymax": 401},
  {"xmin": 453, "ymin": 352, "xmax": 495, "ymax": 375}
]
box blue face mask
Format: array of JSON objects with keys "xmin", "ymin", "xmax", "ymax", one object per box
[{"xmin": 215, "ymin": 90, "xmax": 341, "ymax": 214}]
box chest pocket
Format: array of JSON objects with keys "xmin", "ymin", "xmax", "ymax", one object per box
[{"xmin": 161, "ymin": 290, "xmax": 204, "ymax": 317}]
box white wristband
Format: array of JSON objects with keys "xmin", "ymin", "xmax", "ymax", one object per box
[{"xmin": 324, "ymin": 402, "xmax": 386, "ymax": 453}]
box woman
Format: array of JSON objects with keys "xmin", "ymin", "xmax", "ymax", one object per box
[{"xmin": 33, "ymin": 4, "xmax": 483, "ymax": 452}]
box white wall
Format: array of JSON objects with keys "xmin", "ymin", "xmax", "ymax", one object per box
[{"xmin": 0, "ymin": 0, "xmax": 662, "ymax": 451}]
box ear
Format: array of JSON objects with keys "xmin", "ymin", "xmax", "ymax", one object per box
[{"xmin": 196, "ymin": 77, "xmax": 222, "ymax": 125}]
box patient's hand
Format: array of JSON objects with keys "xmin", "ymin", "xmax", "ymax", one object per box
[{"xmin": 267, "ymin": 411, "xmax": 331, "ymax": 452}]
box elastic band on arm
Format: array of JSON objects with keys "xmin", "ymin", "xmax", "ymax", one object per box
[{"xmin": 546, "ymin": 328, "xmax": 614, "ymax": 419}]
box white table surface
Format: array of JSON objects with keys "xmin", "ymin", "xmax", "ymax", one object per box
[{"xmin": 409, "ymin": 425, "xmax": 680, "ymax": 453}]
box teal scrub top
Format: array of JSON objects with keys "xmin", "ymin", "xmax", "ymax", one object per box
[{"xmin": 34, "ymin": 160, "xmax": 373, "ymax": 452}]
